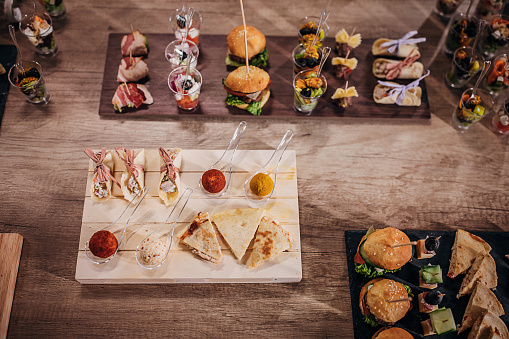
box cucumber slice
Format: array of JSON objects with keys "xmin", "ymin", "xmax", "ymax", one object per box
[
  {"xmin": 430, "ymin": 308, "xmax": 456, "ymax": 335},
  {"xmin": 420, "ymin": 265, "xmax": 443, "ymax": 284}
]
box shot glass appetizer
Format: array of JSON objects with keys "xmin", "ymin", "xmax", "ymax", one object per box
[
  {"xmin": 19, "ymin": 11, "xmax": 58, "ymax": 56},
  {"xmin": 452, "ymin": 88, "xmax": 494, "ymax": 130},
  {"xmin": 8, "ymin": 61, "xmax": 50, "ymax": 104},
  {"xmin": 491, "ymin": 97, "xmax": 509, "ymax": 134},
  {"xmin": 445, "ymin": 46, "xmax": 482, "ymax": 88},
  {"xmin": 434, "ymin": 0, "xmax": 466, "ymax": 18},
  {"xmin": 168, "ymin": 66, "xmax": 202, "ymax": 112},
  {"xmin": 165, "ymin": 40, "xmax": 199, "ymax": 70},
  {"xmin": 37, "ymin": 0, "xmax": 66, "ymax": 19},
  {"xmin": 444, "ymin": 13, "xmax": 479, "ymax": 55},
  {"xmin": 292, "ymin": 44, "xmax": 323, "ymax": 74},
  {"xmin": 293, "ymin": 69, "xmax": 327, "ymax": 115},
  {"xmin": 298, "ymin": 16, "xmax": 329, "ymax": 48},
  {"xmin": 475, "ymin": 0, "xmax": 506, "ymax": 20},
  {"xmin": 479, "ymin": 15, "xmax": 509, "ymax": 58},
  {"xmin": 169, "ymin": 7, "xmax": 202, "ymax": 46},
  {"xmin": 483, "ymin": 54, "xmax": 509, "ymax": 94}
]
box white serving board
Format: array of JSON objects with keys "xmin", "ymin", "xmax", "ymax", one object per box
[{"xmin": 75, "ymin": 149, "xmax": 301, "ymax": 284}]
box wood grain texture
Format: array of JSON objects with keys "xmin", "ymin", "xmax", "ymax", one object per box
[
  {"xmin": 0, "ymin": 234, "xmax": 23, "ymax": 339},
  {"xmin": 99, "ymin": 34, "xmax": 430, "ymax": 119},
  {"xmin": 0, "ymin": 0, "xmax": 508, "ymax": 337}
]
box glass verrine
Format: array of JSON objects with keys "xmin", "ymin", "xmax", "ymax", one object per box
[
  {"xmin": 169, "ymin": 7, "xmax": 202, "ymax": 46},
  {"xmin": 8, "ymin": 61, "xmax": 50, "ymax": 104},
  {"xmin": 452, "ymin": 88, "xmax": 494, "ymax": 130},
  {"xmin": 37, "ymin": 0, "xmax": 66, "ymax": 19},
  {"xmin": 479, "ymin": 15, "xmax": 509, "ymax": 58},
  {"xmin": 292, "ymin": 44, "xmax": 323, "ymax": 74},
  {"xmin": 483, "ymin": 53, "xmax": 509, "ymax": 94},
  {"xmin": 165, "ymin": 40, "xmax": 199, "ymax": 70},
  {"xmin": 168, "ymin": 66, "xmax": 202, "ymax": 112},
  {"xmin": 297, "ymin": 16, "xmax": 329, "ymax": 48},
  {"xmin": 293, "ymin": 69, "xmax": 327, "ymax": 115},
  {"xmin": 445, "ymin": 46, "xmax": 482, "ymax": 88},
  {"xmin": 475, "ymin": 0, "xmax": 507, "ymax": 20},
  {"xmin": 19, "ymin": 11, "xmax": 58, "ymax": 56},
  {"xmin": 444, "ymin": 13, "xmax": 479, "ymax": 55},
  {"xmin": 434, "ymin": 0, "xmax": 466, "ymax": 18},
  {"xmin": 491, "ymin": 96, "xmax": 509, "ymax": 134}
]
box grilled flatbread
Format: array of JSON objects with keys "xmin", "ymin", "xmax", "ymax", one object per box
[
  {"xmin": 158, "ymin": 148, "xmax": 182, "ymax": 206},
  {"xmin": 459, "ymin": 281, "xmax": 505, "ymax": 333},
  {"xmin": 90, "ymin": 150, "xmax": 114, "ymax": 202},
  {"xmin": 118, "ymin": 148, "xmax": 145, "ymax": 201},
  {"xmin": 458, "ymin": 253, "xmax": 498, "ymax": 298},
  {"xmin": 448, "ymin": 229, "xmax": 492, "ymax": 279},
  {"xmin": 373, "ymin": 83, "xmax": 422, "ymax": 106},
  {"xmin": 211, "ymin": 208, "xmax": 265, "ymax": 260},
  {"xmin": 468, "ymin": 310, "xmax": 509, "ymax": 339},
  {"xmin": 179, "ymin": 212, "xmax": 222, "ymax": 265},
  {"xmin": 248, "ymin": 217, "xmax": 293, "ymax": 269}
]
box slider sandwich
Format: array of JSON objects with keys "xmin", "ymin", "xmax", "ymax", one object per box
[{"xmin": 226, "ymin": 25, "xmax": 268, "ymax": 68}]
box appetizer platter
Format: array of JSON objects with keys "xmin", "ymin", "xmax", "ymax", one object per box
[
  {"xmin": 345, "ymin": 229, "xmax": 509, "ymax": 338},
  {"xmin": 98, "ymin": 34, "xmax": 430, "ymax": 119},
  {"xmin": 75, "ymin": 149, "xmax": 301, "ymax": 283}
]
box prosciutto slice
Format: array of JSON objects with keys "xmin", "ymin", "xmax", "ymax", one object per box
[
  {"xmin": 112, "ymin": 83, "xmax": 153, "ymax": 112},
  {"xmin": 117, "ymin": 57, "xmax": 149, "ymax": 83},
  {"xmin": 121, "ymin": 30, "xmax": 148, "ymax": 57}
]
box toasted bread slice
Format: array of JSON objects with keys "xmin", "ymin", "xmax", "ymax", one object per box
[
  {"xmin": 467, "ymin": 310, "xmax": 509, "ymax": 339},
  {"xmin": 179, "ymin": 212, "xmax": 223, "ymax": 265},
  {"xmin": 458, "ymin": 253, "xmax": 498, "ymax": 298},
  {"xmin": 248, "ymin": 216, "xmax": 293, "ymax": 269},
  {"xmin": 458, "ymin": 281, "xmax": 505, "ymax": 333},
  {"xmin": 448, "ymin": 230, "xmax": 492, "ymax": 279},
  {"xmin": 211, "ymin": 208, "xmax": 265, "ymax": 260}
]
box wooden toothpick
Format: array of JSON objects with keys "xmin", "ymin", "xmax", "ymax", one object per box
[
  {"xmin": 239, "ymin": 0, "xmax": 250, "ymax": 74},
  {"xmin": 123, "ymin": 81, "xmax": 131, "ymax": 95},
  {"xmin": 130, "ymin": 24, "xmax": 135, "ymax": 36},
  {"xmin": 389, "ymin": 297, "xmax": 413, "ymax": 303},
  {"xmin": 350, "ymin": 27, "xmax": 356, "ymax": 37},
  {"xmin": 390, "ymin": 241, "xmax": 417, "ymax": 248}
]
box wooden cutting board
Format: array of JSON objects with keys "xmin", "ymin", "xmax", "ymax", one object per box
[{"xmin": 0, "ymin": 233, "xmax": 23, "ymax": 339}]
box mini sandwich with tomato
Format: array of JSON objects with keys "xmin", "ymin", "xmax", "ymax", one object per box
[
  {"xmin": 223, "ymin": 65, "xmax": 271, "ymax": 116},
  {"xmin": 354, "ymin": 226, "xmax": 413, "ymax": 278}
]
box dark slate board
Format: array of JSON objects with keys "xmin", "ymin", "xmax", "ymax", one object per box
[
  {"xmin": 98, "ymin": 34, "xmax": 430, "ymax": 119},
  {"xmin": 345, "ymin": 230, "xmax": 509, "ymax": 339},
  {"xmin": 0, "ymin": 45, "xmax": 17, "ymax": 126}
]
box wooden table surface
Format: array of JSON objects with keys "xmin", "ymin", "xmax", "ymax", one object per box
[{"xmin": 0, "ymin": 0, "xmax": 508, "ymax": 337}]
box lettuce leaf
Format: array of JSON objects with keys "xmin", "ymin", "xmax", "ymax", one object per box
[
  {"xmin": 403, "ymin": 283, "xmax": 413, "ymax": 298},
  {"xmin": 225, "ymin": 94, "xmax": 245, "ymax": 106},
  {"xmin": 225, "ymin": 48, "xmax": 269, "ymax": 68},
  {"xmin": 247, "ymin": 100, "xmax": 262, "ymax": 116},
  {"xmin": 354, "ymin": 262, "xmax": 401, "ymax": 278},
  {"xmin": 363, "ymin": 315, "xmax": 379, "ymax": 328}
]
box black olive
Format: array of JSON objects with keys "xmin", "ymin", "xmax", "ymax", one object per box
[
  {"xmin": 465, "ymin": 23, "xmax": 477, "ymax": 37},
  {"xmin": 424, "ymin": 236, "xmax": 440, "ymax": 252},
  {"xmin": 301, "ymin": 88, "xmax": 312, "ymax": 97},
  {"xmin": 176, "ymin": 15, "xmax": 186, "ymax": 29},
  {"xmin": 296, "ymin": 58, "xmax": 308, "ymax": 68},
  {"xmin": 182, "ymin": 79, "xmax": 193, "ymax": 91},
  {"xmin": 424, "ymin": 290, "xmax": 444, "ymax": 306},
  {"xmin": 24, "ymin": 67, "xmax": 40, "ymax": 78},
  {"xmin": 299, "ymin": 28, "xmax": 311, "ymax": 36},
  {"xmin": 307, "ymin": 57, "xmax": 318, "ymax": 67}
]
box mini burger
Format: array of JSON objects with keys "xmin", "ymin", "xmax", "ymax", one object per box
[
  {"xmin": 372, "ymin": 327, "xmax": 414, "ymax": 339},
  {"xmin": 226, "ymin": 25, "xmax": 268, "ymax": 68},
  {"xmin": 360, "ymin": 278, "xmax": 413, "ymax": 327},
  {"xmin": 223, "ymin": 65, "xmax": 271, "ymax": 116},
  {"xmin": 354, "ymin": 227, "xmax": 413, "ymax": 278}
]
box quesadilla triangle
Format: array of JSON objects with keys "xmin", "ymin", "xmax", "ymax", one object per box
[
  {"xmin": 117, "ymin": 148, "xmax": 145, "ymax": 201},
  {"xmin": 458, "ymin": 281, "xmax": 505, "ymax": 333},
  {"xmin": 179, "ymin": 212, "xmax": 223, "ymax": 265},
  {"xmin": 248, "ymin": 216, "xmax": 293, "ymax": 269},
  {"xmin": 158, "ymin": 148, "xmax": 182, "ymax": 206},
  {"xmin": 458, "ymin": 253, "xmax": 498, "ymax": 298},
  {"xmin": 211, "ymin": 208, "xmax": 265, "ymax": 260},
  {"xmin": 448, "ymin": 229, "xmax": 492, "ymax": 279},
  {"xmin": 468, "ymin": 310, "xmax": 509, "ymax": 339}
]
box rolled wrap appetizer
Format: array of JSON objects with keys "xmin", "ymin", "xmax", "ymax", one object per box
[
  {"xmin": 372, "ymin": 31, "xmax": 425, "ymax": 58},
  {"xmin": 85, "ymin": 148, "xmax": 119, "ymax": 202},
  {"xmin": 372, "ymin": 58, "xmax": 424, "ymax": 80},
  {"xmin": 121, "ymin": 29, "xmax": 148, "ymax": 57},
  {"xmin": 158, "ymin": 147, "xmax": 182, "ymax": 206},
  {"xmin": 115, "ymin": 148, "xmax": 145, "ymax": 201},
  {"xmin": 117, "ymin": 57, "xmax": 149, "ymax": 83},
  {"xmin": 112, "ymin": 83, "xmax": 153, "ymax": 113},
  {"xmin": 373, "ymin": 82, "xmax": 422, "ymax": 106}
]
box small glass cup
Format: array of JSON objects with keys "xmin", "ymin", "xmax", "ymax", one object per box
[
  {"xmin": 8, "ymin": 61, "xmax": 50, "ymax": 104},
  {"xmin": 297, "ymin": 16, "xmax": 329, "ymax": 48},
  {"xmin": 168, "ymin": 66, "xmax": 202, "ymax": 112},
  {"xmin": 37, "ymin": 0, "xmax": 66, "ymax": 19},
  {"xmin": 444, "ymin": 13, "xmax": 479, "ymax": 56},
  {"xmin": 491, "ymin": 97, "xmax": 509, "ymax": 134},
  {"xmin": 478, "ymin": 15, "xmax": 509, "ymax": 59},
  {"xmin": 445, "ymin": 46, "xmax": 483, "ymax": 88},
  {"xmin": 165, "ymin": 40, "xmax": 199, "ymax": 70},
  {"xmin": 293, "ymin": 69, "xmax": 327, "ymax": 116},
  {"xmin": 434, "ymin": 0, "xmax": 466, "ymax": 18},
  {"xmin": 483, "ymin": 53, "xmax": 509, "ymax": 94},
  {"xmin": 452, "ymin": 88, "xmax": 494, "ymax": 130},
  {"xmin": 169, "ymin": 7, "xmax": 202, "ymax": 46},
  {"xmin": 292, "ymin": 44, "xmax": 323, "ymax": 74},
  {"xmin": 19, "ymin": 11, "xmax": 58, "ymax": 56},
  {"xmin": 475, "ymin": 0, "xmax": 507, "ymax": 21}
]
